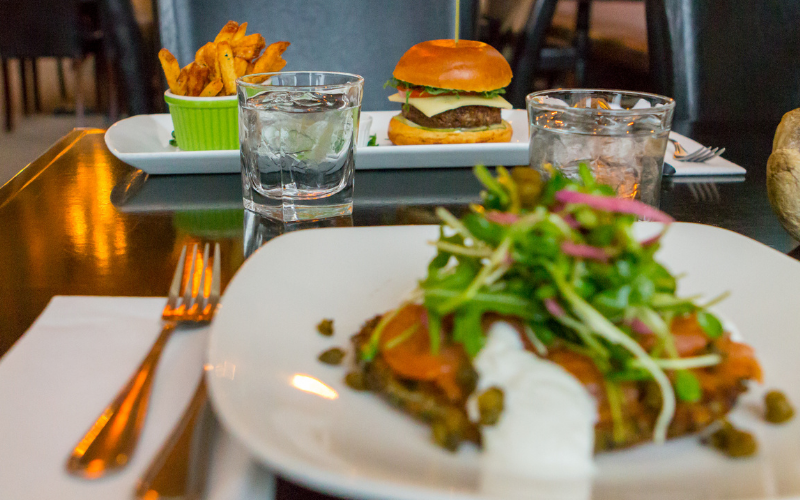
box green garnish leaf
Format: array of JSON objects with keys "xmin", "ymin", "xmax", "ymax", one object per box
[
  {"xmin": 367, "ymin": 134, "xmax": 378, "ymax": 146},
  {"xmin": 675, "ymin": 370, "xmax": 702, "ymax": 403},
  {"xmin": 696, "ymin": 311, "xmax": 724, "ymax": 338},
  {"xmin": 384, "ymin": 77, "xmax": 507, "ymax": 99}
]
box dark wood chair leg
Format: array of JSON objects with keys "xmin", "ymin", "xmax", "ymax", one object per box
[
  {"xmin": 105, "ymin": 54, "xmax": 119, "ymax": 123},
  {"xmin": 644, "ymin": 0, "xmax": 672, "ymax": 96},
  {"xmin": 507, "ymin": 0, "xmax": 560, "ymax": 107},
  {"xmin": 73, "ymin": 57, "xmax": 85, "ymax": 127},
  {"xmin": 2, "ymin": 58, "xmax": 12, "ymax": 132},
  {"xmin": 57, "ymin": 58, "xmax": 68, "ymax": 100},
  {"xmin": 31, "ymin": 58, "xmax": 41, "ymax": 112},
  {"xmin": 94, "ymin": 53, "xmax": 105, "ymax": 113},
  {"xmin": 20, "ymin": 58, "xmax": 29, "ymax": 116},
  {"xmin": 574, "ymin": 0, "xmax": 592, "ymax": 87}
]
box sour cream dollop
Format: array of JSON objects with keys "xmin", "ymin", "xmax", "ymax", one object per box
[{"xmin": 470, "ymin": 322, "xmax": 598, "ymax": 481}]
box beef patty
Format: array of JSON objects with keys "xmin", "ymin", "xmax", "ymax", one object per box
[{"xmin": 402, "ymin": 105, "xmax": 502, "ymax": 129}]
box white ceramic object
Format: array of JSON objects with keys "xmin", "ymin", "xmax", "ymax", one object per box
[
  {"xmin": 104, "ymin": 111, "xmax": 746, "ymax": 176},
  {"xmin": 207, "ymin": 223, "xmax": 800, "ymax": 500}
]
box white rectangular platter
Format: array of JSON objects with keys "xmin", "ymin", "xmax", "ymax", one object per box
[{"xmin": 104, "ymin": 110, "xmax": 745, "ymax": 176}]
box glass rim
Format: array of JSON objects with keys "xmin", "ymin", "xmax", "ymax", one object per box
[
  {"xmin": 526, "ymin": 88, "xmax": 676, "ymax": 116},
  {"xmin": 236, "ymin": 71, "xmax": 364, "ymax": 91}
]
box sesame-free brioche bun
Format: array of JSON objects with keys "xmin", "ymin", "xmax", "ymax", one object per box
[
  {"xmin": 387, "ymin": 115, "xmax": 513, "ymax": 145},
  {"xmin": 392, "ymin": 39, "xmax": 512, "ymax": 92}
]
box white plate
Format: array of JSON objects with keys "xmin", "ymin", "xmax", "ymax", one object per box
[
  {"xmin": 104, "ymin": 112, "xmax": 745, "ymax": 176},
  {"xmin": 207, "ymin": 223, "xmax": 800, "ymax": 500}
]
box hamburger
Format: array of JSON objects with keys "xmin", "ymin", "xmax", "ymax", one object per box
[{"xmin": 386, "ymin": 39, "xmax": 514, "ymax": 145}]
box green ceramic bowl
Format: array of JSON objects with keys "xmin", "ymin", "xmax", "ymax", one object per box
[{"xmin": 164, "ymin": 90, "xmax": 238, "ymax": 150}]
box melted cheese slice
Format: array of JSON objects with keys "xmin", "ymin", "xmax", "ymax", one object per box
[{"xmin": 388, "ymin": 92, "xmax": 512, "ymax": 117}]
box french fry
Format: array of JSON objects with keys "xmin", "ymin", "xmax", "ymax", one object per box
[
  {"xmin": 217, "ymin": 41, "xmax": 237, "ymax": 95},
  {"xmin": 158, "ymin": 48, "xmax": 182, "ymax": 94},
  {"xmin": 234, "ymin": 57, "xmax": 249, "ymax": 78},
  {"xmin": 175, "ymin": 63, "xmax": 190, "ymax": 96},
  {"xmin": 158, "ymin": 22, "xmax": 290, "ymax": 97},
  {"xmin": 194, "ymin": 42, "xmax": 213, "ymax": 67},
  {"xmin": 199, "ymin": 42, "xmax": 219, "ymax": 79},
  {"xmin": 187, "ymin": 63, "xmax": 210, "ymax": 96},
  {"xmin": 231, "ymin": 33, "xmax": 266, "ymax": 61},
  {"xmin": 214, "ymin": 21, "xmax": 239, "ymax": 43},
  {"xmin": 199, "ymin": 78, "xmax": 224, "ymax": 97},
  {"xmin": 232, "ymin": 22, "xmax": 248, "ymax": 41},
  {"xmin": 252, "ymin": 41, "xmax": 290, "ymax": 74}
]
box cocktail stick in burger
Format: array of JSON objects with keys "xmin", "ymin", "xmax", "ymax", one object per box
[{"xmin": 386, "ymin": 39, "xmax": 513, "ymax": 145}]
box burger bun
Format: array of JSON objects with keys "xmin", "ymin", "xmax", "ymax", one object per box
[{"xmin": 387, "ymin": 115, "xmax": 513, "ymax": 145}]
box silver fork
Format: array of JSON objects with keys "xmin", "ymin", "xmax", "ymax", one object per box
[
  {"xmin": 66, "ymin": 242, "xmax": 222, "ymax": 479},
  {"xmin": 670, "ymin": 138, "xmax": 725, "ymax": 162}
]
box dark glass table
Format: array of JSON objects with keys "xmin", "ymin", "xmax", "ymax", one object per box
[{"xmin": 0, "ymin": 123, "xmax": 794, "ymax": 499}]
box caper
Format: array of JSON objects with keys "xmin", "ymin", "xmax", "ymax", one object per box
[
  {"xmin": 477, "ymin": 387, "xmax": 504, "ymax": 426},
  {"xmin": 431, "ymin": 419, "xmax": 459, "ymax": 452},
  {"xmin": 344, "ymin": 371, "xmax": 368, "ymax": 391},
  {"xmin": 765, "ymin": 390, "xmax": 795, "ymax": 423},
  {"xmin": 703, "ymin": 420, "xmax": 757, "ymax": 458},
  {"xmin": 455, "ymin": 362, "xmax": 479, "ymax": 395},
  {"xmin": 431, "ymin": 408, "xmax": 468, "ymax": 452},
  {"xmin": 316, "ymin": 318, "xmax": 334, "ymax": 336},
  {"xmin": 511, "ymin": 167, "xmax": 543, "ymax": 207},
  {"xmin": 318, "ymin": 347, "xmax": 345, "ymax": 365}
]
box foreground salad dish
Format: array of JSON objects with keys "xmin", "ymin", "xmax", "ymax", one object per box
[{"xmin": 345, "ymin": 165, "xmax": 768, "ymax": 462}]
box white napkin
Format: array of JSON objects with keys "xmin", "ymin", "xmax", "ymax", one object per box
[
  {"xmin": 667, "ymin": 132, "xmax": 746, "ymax": 176},
  {"xmin": 0, "ymin": 296, "xmax": 275, "ymax": 500}
]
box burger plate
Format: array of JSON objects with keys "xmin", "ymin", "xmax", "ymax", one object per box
[{"xmin": 104, "ymin": 110, "xmax": 745, "ymax": 175}]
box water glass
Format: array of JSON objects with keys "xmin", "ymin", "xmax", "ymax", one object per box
[
  {"xmin": 238, "ymin": 72, "xmax": 364, "ymax": 222},
  {"xmin": 526, "ymin": 89, "xmax": 675, "ymax": 207}
]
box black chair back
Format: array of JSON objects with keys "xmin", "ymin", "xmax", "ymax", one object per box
[
  {"xmin": 646, "ymin": 0, "xmax": 800, "ymax": 132},
  {"xmin": 156, "ymin": 0, "xmax": 477, "ymax": 111}
]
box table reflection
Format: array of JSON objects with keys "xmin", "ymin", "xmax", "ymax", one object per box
[{"xmin": 243, "ymin": 211, "xmax": 353, "ymax": 259}]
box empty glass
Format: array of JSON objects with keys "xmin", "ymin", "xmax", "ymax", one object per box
[
  {"xmin": 238, "ymin": 72, "xmax": 364, "ymax": 222},
  {"xmin": 526, "ymin": 89, "xmax": 675, "ymax": 207}
]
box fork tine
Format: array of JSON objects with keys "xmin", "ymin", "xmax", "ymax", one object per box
[
  {"xmin": 703, "ymin": 147, "xmax": 722, "ymax": 161},
  {"xmin": 189, "ymin": 243, "xmax": 211, "ymax": 316},
  {"xmin": 692, "ymin": 148, "xmax": 716, "ymax": 163},
  {"xmin": 205, "ymin": 243, "xmax": 222, "ymax": 318},
  {"xmin": 195, "ymin": 243, "xmax": 210, "ymax": 301},
  {"xmin": 682, "ymin": 147, "xmax": 708, "ymax": 162},
  {"xmin": 182, "ymin": 244, "xmax": 199, "ymax": 309},
  {"xmin": 166, "ymin": 245, "xmax": 187, "ymax": 310},
  {"xmin": 694, "ymin": 149, "xmax": 714, "ymax": 162}
]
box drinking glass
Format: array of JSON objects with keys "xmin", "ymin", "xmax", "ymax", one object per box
[
  {"xmin": 237, "ymin": 72, "xmax": 364, "ymax": 222},
  {"xmin": 526, "ymin": 89, "xmax": 675, "ymax": 207}
]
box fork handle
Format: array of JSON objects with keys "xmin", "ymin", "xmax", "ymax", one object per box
[
  {"xmin": 135, "ymin": 376, "xmax": 212, "ymax": 500},
  {"xmin": 66, "ymin": 322, "xmax": 177, "ymax": 478}
]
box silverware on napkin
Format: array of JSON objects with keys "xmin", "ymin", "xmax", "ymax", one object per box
[
  {"xmin": 670, "ymin": 138, "xmax": 725, "ymax": 163},
  {"xmin": 66, "ymin": 243, "xmax": 221, "ymax": 478}
]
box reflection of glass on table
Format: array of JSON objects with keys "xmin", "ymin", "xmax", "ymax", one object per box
[
  {"xmin": 526, "ymin": 89, "xmax": 675, "ymax": 207},
  {"xmin": 238, "ymin": 71, "xmax": 364, "ymax": 222}
]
